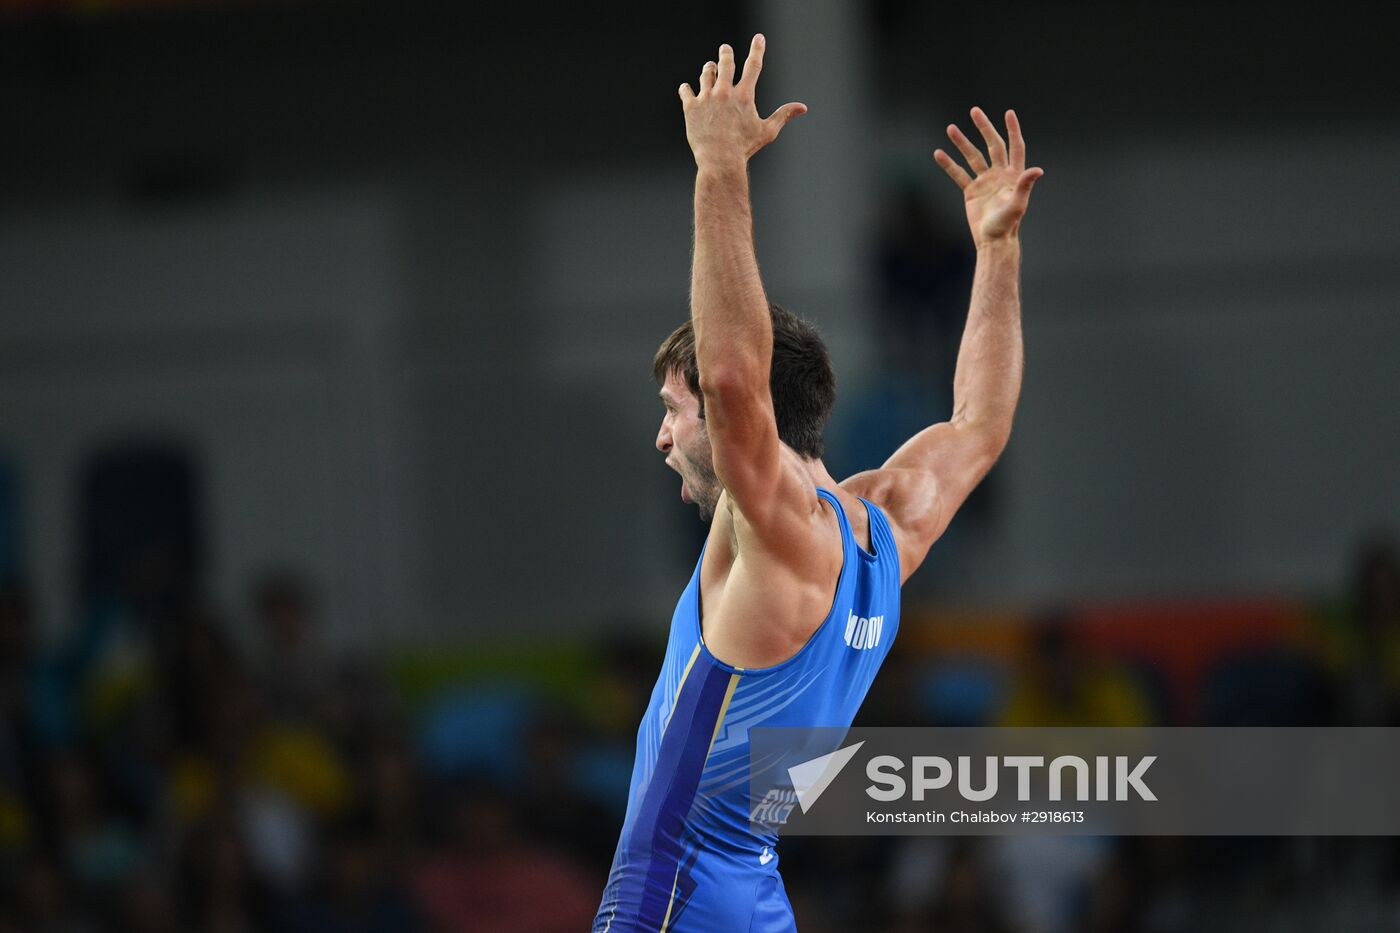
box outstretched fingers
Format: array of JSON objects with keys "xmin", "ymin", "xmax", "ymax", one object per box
[
  {"xmin": 1006, "ymin": 109, "xmax": 1025, "ymax": 170},
  {"xmin": 970, "ymin": 107, "xmax": 1007, "ymax": 167},
  {"xmin": 933, "ymin": 149, "xmax": 973, "ymax": 189},
  {"xmin": 763, "ymin": 101, "xmax": 808, "ymax": 136},
  {"xmin": 945, "ymin": 123, "xmax": 989, "ymax": 174},
  {"xmin": 739, "ymin": 34, "xmax": 765, "ymax": 92},
  {"xmin": 699, "ymin": 60, "xmax": 717, "ymax": 94},
  {"xmin": 1016, "ymin": 167, "xmax": 1044, "ymax": 197},
  {"xmin": 716, "ymin": 43, "xmax": 735, "ymax": 87}
]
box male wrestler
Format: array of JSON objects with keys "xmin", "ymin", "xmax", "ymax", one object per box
[{"xmin": 593, "ymin": 34, "xmax": 1042, "ymax": 931}]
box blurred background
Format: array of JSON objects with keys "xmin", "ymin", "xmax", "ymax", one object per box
[{"xmin": 1, "ymin": 0, "xmax": 1397, "ymax": 930}]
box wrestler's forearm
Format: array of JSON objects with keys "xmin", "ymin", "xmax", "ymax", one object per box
[
  {"xmin": 949, "ymin": 238, "xmax": 1023, "ymax": 450},
  {"xmin": 690, "ymin": 163, "xmax": 772, "ymax": 394}
]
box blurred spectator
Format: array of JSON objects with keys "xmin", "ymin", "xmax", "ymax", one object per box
[
  {"xmin": 411, "ymin": 778, "xmax": 596, "ymax": 933},
  {"xmin": 987, "ymin": 836, "xmax": 1113, "ymax": 933},
  {"xmin": 316, "ymin": 657, "xmax": 403, "ymax": 767},
  {"xmin": 3, "ymin": 531, "xmax": 1396, "ymax": 930},
  {"xmin": 515, "ymin": 706, "xmax": 616, "ymax": 868},
  {"xmin": 926, "ymin": 840, "xmax": 1017, "ymax": 933},
  {"xmin": 855, "ymin": 642, "xmax": 928, "ymax": 728},
  {"xmin": 2, "ymin": 579, "xmax": 129, "ymax": 752},
  {"xmin": 359, "ymin": 727, "xmax": 424, "ymax": 866},
  {"xmin": 157, "ymin": 602, "xmax": 240, "ymax": 754},
  {"xmin": 12, "ymin": 855, "xmax": 98, "ymax": 933},
  {"xmin": 249, "ymin": 571, "xmax": 333, "ymax": 725},
  {"xmin": 168, "ymin": 656, "xmax": 350, "ymax": 894},
  {"xmin": 574, "ymin": 631, "xmax": 657, "ymax": 818},
  {"xmin": 1199, "ymin": 646, "xmax": 1331, "ymax": 725},
  {"xmin": 777, "ymin": 835, "xmax": 890, "ymax": 929},
  {"xmin": 177, "ymin": 810, "xmax": 273, "ymax": 933},
  {"xmin": 887, "ymin": 838, "xmax": 1016, "ymax": 933},
  {"xmin": 114, "ymin": 868, "xmax": 179, "ymax": 933},
  {"xmin": 418, "ymin": 683, "xmax": 537, "ymax": 782},
  {"xmin": 45, "ymin": 749, "xmax": 144, "ymax": 893},
  {"xmin": 1335, "ymin": 532, "xmax": 1400, "ymax": 725},
  {"xmin": 999, "ymin": 611, "xmax": 1154, "ymax": 728},
  {"xmin": 915, "ymin": 656, "xmax": 1010, "ymax": 726},
  {"xmin": 281, "ymin": 812, "xmax": 423, "ymax": 933}
]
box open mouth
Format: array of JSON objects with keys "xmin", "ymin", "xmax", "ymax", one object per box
[{"xmin": 665, "ymin": 459, "xmax": 693, "ymax": 504}]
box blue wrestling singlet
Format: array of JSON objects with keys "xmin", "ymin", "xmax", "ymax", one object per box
[{"xmin": 593, "ymin": 488, "xmax": 902, "ymax": 932}]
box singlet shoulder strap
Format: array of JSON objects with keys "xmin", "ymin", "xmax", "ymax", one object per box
[
  {"xmin": 857, "ymin": 496, "xmax": 902, "ymax": 583},
  {"xmin": 814, "ymin": 486, "xmax": 860, "ymax": 607},
  {"xmin": 815, "ymin": 487, "xmax": 855, "ymax": 550}
]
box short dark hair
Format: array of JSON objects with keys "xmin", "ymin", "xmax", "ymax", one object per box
[{"xmin": 652, "ymin": 303, "xmax": 836, "ymax": 459}]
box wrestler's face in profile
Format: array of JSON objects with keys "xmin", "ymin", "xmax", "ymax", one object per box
[{"xmin": 655, "ymin": 370, "xmax": 720, "ymax": 522}]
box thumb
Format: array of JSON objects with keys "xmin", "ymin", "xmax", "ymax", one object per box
[
  {"xmin": 1016, "ymin": 167, "xmax": 1044, "ymax": 197},
  {"xmin": 763, "ymin": 101, "xmax": 808, "ymax": 133}
]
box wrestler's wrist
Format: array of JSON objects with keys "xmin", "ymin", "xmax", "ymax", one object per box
[{"xmin": 693, "ymin": 152, "xmax": 748, "ymax": 178}]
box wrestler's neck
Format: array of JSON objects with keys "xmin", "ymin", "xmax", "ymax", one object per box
[{"xmin": 802, "ymin": 458, "xmax": 839, "ymax": 491}]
